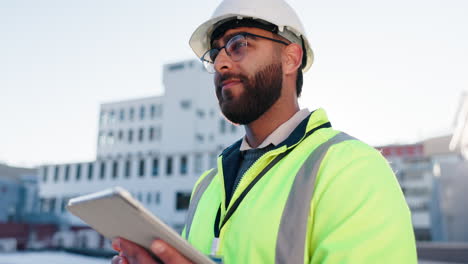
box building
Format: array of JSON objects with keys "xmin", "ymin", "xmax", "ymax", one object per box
[
  {"xmin": 377, "ymin": 92, "xmax": 468, "ymax": 242},
  {"xmin": 0, "ymin": 164, "xmax": 37, "ymax": 223},
  {"xmin": 0, "ymin": 163, "xmax": 40, "ymax": 251},
  {"xmin": 430, "ymin": 91, "xmax": 468, "ymax": 242},
  {"xmin": 376, "ymin": 143, "xmax": 434, "ymax": 241},
  {"xmin": 37, "ymin": 60, "xmax": 244, "ymax": 248}
]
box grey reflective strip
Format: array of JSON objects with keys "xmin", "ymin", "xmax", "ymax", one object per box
[
  {"xmin": 184, "ymin": 168, "xmax": 218, "ymax": 240},
  {"xmin": 275, "ymin": 132, "xmax": 355, "ymax": 264}
]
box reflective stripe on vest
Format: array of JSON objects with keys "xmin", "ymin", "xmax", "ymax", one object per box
[
  {"xmin": 185, "ymin": 168, "xmax": 218, "ymax": 240},
  {"xmin": 275, "ymin": 132, "xmax": 355, "ymax": 264},
  {"xmin": 184, "ymin": 132, "xmax": 355, "ymax": 262}
]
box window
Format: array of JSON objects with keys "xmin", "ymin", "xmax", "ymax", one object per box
[
  {"xmin": 100, "ymin": 111, "xmax": 107, "ymax": 125},
  {"xmin": 166, "ymin": 157, "xmax": 173, "ymax": 176},
  {"xmin": 156, "ymin": 126, "xmax": 162, "ymax": 140},
  {"xmin": 54, "ymin": 166, "xmax": 59, "ymax": 182},
  {"xmin": 175, "ymin": 192, "xmax": 191, "ymax": 211},
  {"xmin": 149, "ymin": 127, "xmax": 154, "ymax": 141},
  {"xmin": 169, "ymin": 63, "xmax": 185, "ymax": 71},
  {"xmin": 119, "ymin": 109, "xmax": 125, "ymax": 121},
  {"xmin": 138, "ymin": 128, "xmax": 144, "ymax": 142},
  {"xmin": 112, "ymin": 161, "xmax": 118, "ymax": 179},
  {"xmin": 195, "ymin": 134, "xmax": 204, "ymax": 142},
  {"xmin": 155, "ymin": 192, "xmax": 161, "ymax": 204},
  {"xmin": 76, "ymin": 164, "xmax": 81, "ymax": 181},
  {"xmin": 180, "ymin": 156, "xmax": 188, "ymax": 175},
  {"xmin": 137, "ymin": 192, "xmax": 142, "ymax": 202},
  {"xmin": 220, "ymin": 119, "xmax": 226, "ymax": 134},
  {"xmin": 152, "ymin": 158, "xmax": 159, "ymax": 177},
  {"xmin": 99, "ymin": 132, "xmax": 106, "ymax": 146},
  {"xmin": 128, "ymin": 129, "xmax": 133, "ymax": 143},
  {"xmin": 194, "ymin": 154, "xmax": 203, "ymax": 174},
  {"xmin": 50, "ymin": 197, "xmax": 56, "ymax": 214},
  {"xmin": 42, "ymin": 167, "xmax": 48, "ymax": 182},
  {"xmin": 138, "ymin": 159, "xmax": 145, "ymax": 177},
  {"xmin": 39, "ymin": 198, "xmax": 46, "ymax": 213},
  {"xmin": 146, "ymin": 192, "xmax": 152, "ymax": 204},
  {"xmin": 61, "ymin": 198, "xmax": 67, "ymax": 213},
  {"xmin": 129, "ymin": 108, "xmax": 135, "ymax": 121},
  {"xmin": 405, "ymin": 187, "xmax": 430, "ymax": 196},
  {"xmin": 118, "ymin": 130, "xmax": 124, "ymax": 141},
  {"xmin": 108, "ymin": 132, "xmax": 114, "ymax": 145},
  {"xmin": 196, "ymin": 109, "xmax": 205, "ymax": 118},
  {"xmin": 125, "ymin": 160, "xmax": 131, "ymax": 178},
  {"xmin": 180, "ymin": 100, "xmax": 191, "ymax": 109},
  {"xmin": 99, "ymin": 162, "xmax": 106, "ymax": 180},
  {"xmin": 88, "ymin": 163, "xmax": 93, "ymax": 180},
  {"xmin": 150, "ymin": 105, "xmax": 156, "ymax": 118},
  {"xmin": 140, "ymin": 106, "xmax": 145, "ymax": 120},
  {"xmin": 64, "ymin": 165, "xmax": 70, "ymax": 181},
  {"xmin": 109, "ymin": 111, "xmax": 115, "ymax": 124}
]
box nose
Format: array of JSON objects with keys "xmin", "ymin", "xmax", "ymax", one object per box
[{"xmin": 214, "ymin": 48, "xmax": 232, "ymax": 73}]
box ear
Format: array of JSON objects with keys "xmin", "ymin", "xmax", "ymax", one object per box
[{"xmin": 282, "ymin": 43, "xmax": 303, "ymax": 75}]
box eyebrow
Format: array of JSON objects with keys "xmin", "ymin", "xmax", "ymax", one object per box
[{"xmin": 212, "ymin": 31, "xmax": 251, "ymax": 49}]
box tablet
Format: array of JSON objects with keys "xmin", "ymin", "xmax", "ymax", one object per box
[{"xmin": 67, "ymin": 186, "xmax": 215, "ymax": 264}]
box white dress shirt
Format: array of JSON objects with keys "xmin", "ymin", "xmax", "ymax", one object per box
[{"xmin": 239, "ymin": 108, "xmax": 310, "ymax": 151}]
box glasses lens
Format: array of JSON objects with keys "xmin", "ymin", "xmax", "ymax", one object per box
[
  {"xmin": 202, "ymin": 60, "xmax": 215, "ymax": 73},
  {"xmin": 202, "ymin": 49, "xmax": 219, "ymax": 64},
  {"xmin": 226, "ymin": 34, "xmax": 247, "ymax": 62},
  {"xmin": 201, "ymin": 49, "xmax": 219, "ymax": 73},
  {"xmin": 208, "ymin": 49, "xmax": 220, "ymax": 63}
]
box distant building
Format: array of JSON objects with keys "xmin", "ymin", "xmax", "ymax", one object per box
[
  {"xmin": 425, "ymin": 135, "xmax": 463, "ymax": 164},
  {"xmin": 37, "ymin": 60, "xmax": 244, "ymax": 249},
  {"xmin": 432, "ymin": 161, "xmax": 468, "ymax": 242},
  {"xmin": 376, "ymin": 143, "xmax": 434, "ymax": 241},
  {"xmin": 0, "ymin": 164, "xmax": 41, "ymax": 251},
  {"xmin": 0, "ymin": 164, "xmax": 37, "ymax": 223},
  {"xmin": 377, "ymin": 92, "xmax": 468, "ymax": 242},
  {"xmin": 430, "ymin": 92, "xmax": 468, "ymax": 242}
]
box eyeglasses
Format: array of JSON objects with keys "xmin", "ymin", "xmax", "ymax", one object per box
[{"xmin": 200, "ymin": 32, "xmax": 289, "ymax": 73}]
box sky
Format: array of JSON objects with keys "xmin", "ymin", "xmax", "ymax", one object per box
[{"xmin": 0, "ymin": 0, "xmax": 467, "ymax": 168}]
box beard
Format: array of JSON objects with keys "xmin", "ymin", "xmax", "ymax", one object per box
[{"xmin": 215, "ymin": 63, "xmax": 283, "ymax": 125}]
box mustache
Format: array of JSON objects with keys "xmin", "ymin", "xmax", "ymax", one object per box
[{"xmin": 215, "ymin": 72, "xmax": 248, "ymax": 89}]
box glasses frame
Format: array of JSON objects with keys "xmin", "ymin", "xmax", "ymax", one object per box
[{"xmin": 200, "ymin": 32, "xmax": 289, "ymax": 73}]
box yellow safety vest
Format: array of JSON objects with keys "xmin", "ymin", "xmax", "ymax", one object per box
[{"xmin": 183, "ymin": 108, "xmax": 417, "ymax": 263}]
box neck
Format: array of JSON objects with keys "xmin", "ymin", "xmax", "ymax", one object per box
[{"xmin": 244, "ymin": 96, "xmax": 299, "ymax": 148}]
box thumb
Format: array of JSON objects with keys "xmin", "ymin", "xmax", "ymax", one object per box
[{"xmin": 151, "ymin": 240, "xmax": 193, "ymax": 264}]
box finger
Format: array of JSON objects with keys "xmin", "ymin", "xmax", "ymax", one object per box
[
  {"xmin": 112, "ymin": 255, "xmax": 123, "ymax": 264},
  {"xmin": 112, "ymin": 238, "xmax": 122, "ymax": 252},
  {"xmin": 151, "ymin": 240, "xmax": 193, "ymax": 264},
  {"xmin": 119, "ymin": 237, "xmax": 156, "ymax": 264}
]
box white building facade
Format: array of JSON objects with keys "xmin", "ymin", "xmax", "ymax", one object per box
[{"xmin": 38, "ymin": 60, "xmax": 244, "ymax": 235}]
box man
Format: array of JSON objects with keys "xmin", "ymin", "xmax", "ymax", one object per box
[{"xmin": 112, "ymin": 0, "xmax": 417, "ymax": 263}]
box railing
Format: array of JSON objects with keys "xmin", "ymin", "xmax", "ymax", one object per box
[{"xmin": 417, "ymin": 242, "xmax": 468, "ymax": 263}]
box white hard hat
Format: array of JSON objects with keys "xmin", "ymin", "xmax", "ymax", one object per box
[{"xmin": 189, "ymin": 0, "xmax": 314, "ymax": 72}]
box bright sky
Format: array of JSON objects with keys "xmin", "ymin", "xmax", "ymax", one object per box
[{"xmin": 1, "ymin": 0, "xmax": 467, "ymax": 168}]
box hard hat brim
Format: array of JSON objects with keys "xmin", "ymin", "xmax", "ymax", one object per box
[{"xmin": 189, "ymin": 14, "xmax": 314, "ymax": 72}]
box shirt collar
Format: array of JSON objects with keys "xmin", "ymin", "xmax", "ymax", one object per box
[{"xmin": 239, "ymin": 108, "xmax": 311, "ymax": 151}]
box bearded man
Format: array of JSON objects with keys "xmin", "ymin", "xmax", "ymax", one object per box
[{"xmin": 111, "ymin": 0, "xmax": 417, "ymax": 263}]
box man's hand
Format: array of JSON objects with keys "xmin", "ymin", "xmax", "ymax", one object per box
[{"xmin": 111, "ymin": 237, "xmax": 193, "ymax": 264}]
